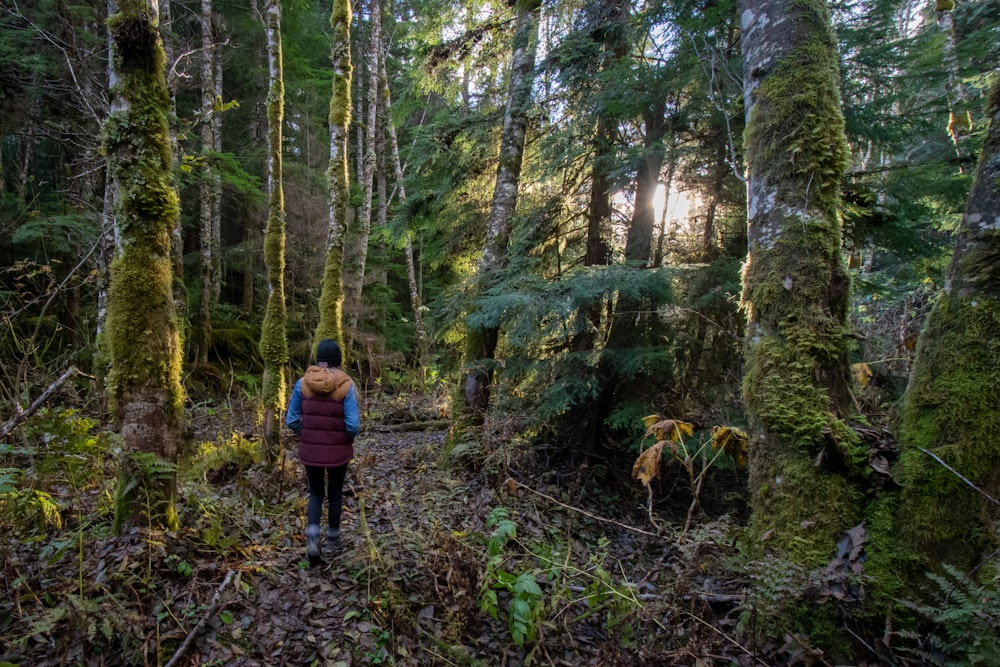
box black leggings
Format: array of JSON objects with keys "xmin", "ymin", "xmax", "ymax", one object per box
[{"xmin": 305, "ymin": 464, "xmax": 349, "ymax": 530}]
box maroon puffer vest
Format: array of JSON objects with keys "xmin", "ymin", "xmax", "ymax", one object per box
[{"xmin": 298, "ymin": 366, "xmax": 354, "ymax": 467}]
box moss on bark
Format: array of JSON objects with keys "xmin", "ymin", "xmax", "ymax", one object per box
[
  {"xmin": 897, "ymin": 295, "xmax": 1000, "ymax": 568},
  {"xmin": 260, "ymin": 0, "xmax": 289, "ymax": 466},
  {"xmin": 740, "ymin": 0, "xmax": 863, "ymax": 567},
  {"xmin": 315, "ymin": 0, "xmax": 352, "ymax": 356},
  {"xmin": 103, "ymin": 0, "xmax": 184, "ymax": 530}
]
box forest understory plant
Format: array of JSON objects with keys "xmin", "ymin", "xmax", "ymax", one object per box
[{"xmin": 632, "ymin": 415, "xmax": 748, "ymax": 536}]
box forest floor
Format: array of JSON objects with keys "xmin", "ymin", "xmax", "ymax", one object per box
[{"xmin": 0, "ymin": 389, "xmax": 780, "ymax": 666}]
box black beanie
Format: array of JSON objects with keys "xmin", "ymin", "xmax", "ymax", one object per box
[{"xmin": 316, "ymin": 339, "xmax": 342, "ymax": 367}]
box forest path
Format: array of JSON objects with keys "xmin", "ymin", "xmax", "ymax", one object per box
[
  {"xmin": 185, "ymin": 406, "xmax": 753, "ymax": 667},
  {"xmin": 197, "ymin": 427, "xmax": 456, "ymax": 666}
]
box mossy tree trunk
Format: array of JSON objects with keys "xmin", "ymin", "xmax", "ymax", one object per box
[
  {"xmin": 197, "ymin": 0, "xmax": 216, "ymax": 364},
  {"xmin": 345, "ymin": 0, "xmax": 381, "ymax": 341},
  {"xmin": 103, "ymin": 0, "xmax": 185, "ymax": 530},
  {"xmin": 159, "ymin": 0, "xmax": 188, "ymax": 350},
  {"xmin": 452, "ymin": 0, "xmax": 541, "ymax": 439},
  {"xmin": 739, "ymin": 0, "xmax": 866, "ymax": 565},
  {"xmin": 315, "ymin": 0, "xmax": 352, "ymax": 355},
  {"xmin": 259, "ymin": 0, "xmax": 289, "ymax": 468},
  {"xmin": 895, "ymin": 76, "xmax": 1000, "ymax": 571}
]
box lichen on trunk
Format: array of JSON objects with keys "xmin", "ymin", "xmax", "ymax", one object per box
[
  {"xmin": 259, "ymin": 0, "xmax": 289, "ymax": 467},
  {"xmin": 739, "ymin": 0, "xmax": 864, "ymax": 565},
  {"xmin": 893, "ymin": 77, "xmax": 1000, "ymax": 574},
  {"xmin": 103, "ymin": 0, "xmax": 184, "ymax": 531},
  {"xmin": 315, "ymin": 0, "xmax": 352, "ymax": 354}
]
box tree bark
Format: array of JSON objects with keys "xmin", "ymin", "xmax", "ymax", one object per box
[
  {"xmin": 315, "ymin": 0, "xmax": 353, "ymax": 354},
  {"xmin": 259, "ymin": 0, "xmax": 289, "ymax": 467},
  {"xmin": 895, "ymin": 75, "xmax": 1000, "ymax": 570},
  {"xmin": 936, "ymin": 0, "xmax": 972, "ymax": 162},
  {"xmin": 346, "ymin": 0, "xmax": 382, "ymax": 338},
  {"xmin": 104, "ymin": 0, "xmax": 185, "ymax": 530},
  {"xmin": 198, "ymin": 0, "xmax": 216, "ymax": 363},
  {"xmin": 739, "ymin": 0, "xmax": 863, "ymax": 565},
  {"xmin": 381, "ymin": 53, "xmax": 430, "ymax": 369},
  {"xmin": 458, "ymin": 0, "xmax": 541, "ymax": 421}
]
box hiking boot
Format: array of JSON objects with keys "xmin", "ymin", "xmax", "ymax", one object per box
[
  {"xmin": 326, "ymin": 528, "xmax": 342, "ymax": 554},
  {"xmin": 306, "ymin": 524, "xmax": 323, "ymax": 566}
]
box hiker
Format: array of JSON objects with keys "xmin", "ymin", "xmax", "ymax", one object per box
[{"xmin": 285, "ymin": 338, "xmax": 359, "ymax": 565}]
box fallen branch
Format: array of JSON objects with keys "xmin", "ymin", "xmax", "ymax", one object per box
[
  {"xmin": 164, "ymin": 569, "xmax": 235, "ymax": 667},
  {"xmin": 507, "ymin": 478, "xmax": 663, "ymax": 538},
  {"xmin": 373, "ymin": 419, "xmax": 451, "ymax": 432},
  {"xmin": 918, "ymin": 447, "xmax": 1000, "ymax": 507},
  {"xmin": 0, "ymin": 367, "xmax": 81, "ymax": 441}
]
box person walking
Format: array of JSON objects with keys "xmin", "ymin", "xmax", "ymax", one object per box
[{"xmin": 286, "ymin": 339, "xmax": 359, "ymax": 565}]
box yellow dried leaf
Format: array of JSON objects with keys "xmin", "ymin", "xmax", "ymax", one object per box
[
  {"xmin": 632, "ymin": 441, "xmax": 666, "ymax": 487},
  {"xmin": 642, "ymin": 414, "xmax": 660, "ymax": 429},
  {"xmin": 851, "ymin": 362, "xmax": 873, "ymax": 389},
  {"xmin": 645, "ymin": 419, "xmax": 693, "ymax": 444},
  {"xmin": 710, "ymin": 425, "xmax": 749, "ymax": 469}
]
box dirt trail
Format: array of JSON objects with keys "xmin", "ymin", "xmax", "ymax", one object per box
[{"xmin": 192, "ymin": 428, "xmax": 452, "ymax": 666}]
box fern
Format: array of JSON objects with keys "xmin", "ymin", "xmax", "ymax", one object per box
[
  {"xmin": 112, "ymin": 449, "xmax": 177, "ymax": 533},
  {"xmin": 899, "ymin": 564, "xmax": 1000, "ymax": 666}
]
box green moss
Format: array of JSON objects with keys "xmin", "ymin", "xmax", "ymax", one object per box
[
  {"xmin": 897, "ymin": 293, "xmax": 1000, "ymax": 569},
  {"xmin": 315, "ymin": 245, "xmax": 346, "ymax": 357},
  {"xmin": 744, "ymin": 4, "xmax": 848, "ymax": 219},
  {"xmin": 741, "ymin": 1, "xmax": 862, "ymax": 568},
  {"xmin": 314, "ymin": 0, "xmax": 352, "ymax": 360},
  {"xmin": 103, "ymin": 0, "xmax": 184, "ymax": 530},
  {"xmin": 748, "ymin": 445, "xmax": 862, "ymax": 566}
]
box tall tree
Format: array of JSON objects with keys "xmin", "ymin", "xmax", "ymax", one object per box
[
  {"xmin": 458, "ymin": 0, "xmax": 542, "ymax": 422},
  {"xmin": 894, "ymin": 74, "xmax": 1000, "ymax": 570},
  {"xmin": 259, "ymin": 0, "xmax": 289, "ymax": 466},
  {"xmin": 380, "ymin": 46, "xmax": 430, "ymax": 369},
  {"xmin": 198, "ymin": 0, "xmax": 217, "ymax": 363},
  {"xmin": 346, "ymin": 0, "xmax": 382, "ymax": 338},
  {"xmin": 315, "ymin": 0, "xmax": 353, "ymax": 353},
  {"xmin": 103, "ymin": 0, "xmax": 185, "ymax": 530},
  {"xmin": 935, "ymin": 0, "xmax": 972, "ymax": 162},
  {"xmin": 739, "ymin": 0, "xmax": 865, "ymax": 564}
]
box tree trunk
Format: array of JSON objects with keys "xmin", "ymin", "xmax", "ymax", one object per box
[
  {"xmin": 580, "ymin": 0, "xmax": 629, "ymax": 347},
  {"xmin": 259, "ymin": 0, "xmax": 289, "ymax": 467},
  {"xmin": 212, "ymin": 18, "xmax": 224, "ymax": 304},
  {"xmin": 457, "ymin": 0, "xmax": 541, "ymax": 424},
  {"xmin": 605, "ymin": 95, "xmax": 667, "ymax": 350},
  {"xmin": 346, "ymin": 0, "xmax": 382, "ymax": 338},
  {"xmin": 198, "ymin": 0, "xmax": 215, "ymax": 363},
  {"xmin": 739, "ymin": 0, "xmax": 864, "ymax": 565},
  {"xmin": 380, "ymin": 51, "xmax": 430, "ymax": 369},
  {"xmin": 895, "ymin": 75, "xmax": 1000, "ymax": 571},
  {"xmin": 315, "ymin": 0, "xmax": 353, "ymax": 353},
  {"xmin": 104, "ymin": 0, "xmax": 184, "ymax": 531},
  {"xmin": 159, "ymin": 0, "xmax": 188, "ymax": 350},
  {"xmin": 936, "ymin": 1, "xmax": 972, "ymax": 163}
]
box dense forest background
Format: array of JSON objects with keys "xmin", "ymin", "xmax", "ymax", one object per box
[{"xmin": 2, "ymin": 0, "xmax": 1000, "ymax": 664}]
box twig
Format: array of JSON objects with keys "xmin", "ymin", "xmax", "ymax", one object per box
[
  {"xmin": 0, "ymin": 367, "xmax": 81, "ymax": 440},
  {"xmin": 508, "ymin": 478, "xmax": 662, "ymax": 538},
  {"xmin": 163, "ymin": 569, "xmax": 234, "ymax": 667},
  {"xmin": 680, "ymin": 609, "xmax": 771, "ymax": 666},
  {"xmin": 918, "ymin": 447, "xmax": 1000, "ymax": 507}
]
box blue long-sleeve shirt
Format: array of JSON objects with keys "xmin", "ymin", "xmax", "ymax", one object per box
[{"xmin": 285, "ymin": 378, "xmax": 359, "ymax": 437}]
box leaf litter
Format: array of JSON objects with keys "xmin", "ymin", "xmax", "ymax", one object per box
[{"xmin": 0, "ymin": 397, "xmax": 759, "ymax": 666}]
